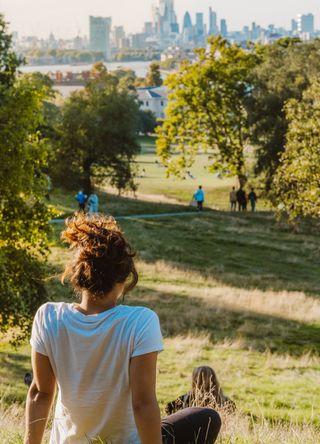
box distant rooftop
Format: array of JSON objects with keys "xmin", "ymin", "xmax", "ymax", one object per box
[{"xmin": 137, "ymin": 86, "xmax": 167, "ymax": 99}]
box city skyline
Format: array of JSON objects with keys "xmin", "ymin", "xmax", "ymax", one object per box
[{"xmin": 0, "ymin": 0, "xmax": 319, "ymax": 38}]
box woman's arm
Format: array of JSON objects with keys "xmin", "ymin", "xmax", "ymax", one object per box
[
  {"xmin": 129, "ymin": 351, "xmax": 162, "ymax": 444},
  {"xmin": 24, "ymin": 349, "xmax": 56, "ymax": 444}
]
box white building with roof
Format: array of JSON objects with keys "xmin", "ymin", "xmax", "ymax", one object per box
[{"xmin": 137, "ymin": 86, "xmax": 168, "ymax": 119}]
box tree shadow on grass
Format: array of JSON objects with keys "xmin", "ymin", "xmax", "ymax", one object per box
[
  {"xmin": 119, "ymin": 209, "xmax": 320, "ymax": 297},
  {"xmin": 128, "ymin": 287, "xmax": 320, "ymax": 357},
  {"xmin": 50, "ymin": 189, "xmax": 196, "ymax": 220}
]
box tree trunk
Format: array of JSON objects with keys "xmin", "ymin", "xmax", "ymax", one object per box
[
  {"xmin": 83, "ymin": 158, "xmax": 93, "ymax": 195},
  {"xmin": 237, "ymin": 173, "xmax": 247, "ymax": 188}
]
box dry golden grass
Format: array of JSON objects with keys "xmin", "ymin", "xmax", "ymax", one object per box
[
  {"xmin": 2, "ymin": 209, "xmax": 319, "ymax": 443},
  {"xmin": 137, "ymin": 260, "xmax": 320, "ymax": 324}
]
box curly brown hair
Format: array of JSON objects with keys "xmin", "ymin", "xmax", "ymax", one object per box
[{"xmin": 61, "ymin": 212, "xmax": 138, "ymax": 298}]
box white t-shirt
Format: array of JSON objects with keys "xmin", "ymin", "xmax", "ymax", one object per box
[{"xmin": 30, "ymin": 302, "xmax": 163, "ymax": 444}]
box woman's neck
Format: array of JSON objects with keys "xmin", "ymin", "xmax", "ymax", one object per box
[{"xmin": 76, "ymin": 284, "xmax": 124, "ymax": 315}]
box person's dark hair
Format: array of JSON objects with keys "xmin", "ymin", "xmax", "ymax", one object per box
[
  {"xmin": 199, "ymin": 185, "xmax": 202, "ymax": 189},
  {"xmin": 61, "ymin": 213, "xmax": 138, "ymax": 299}
]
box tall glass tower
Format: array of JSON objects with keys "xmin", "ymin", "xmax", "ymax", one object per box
[
  {"xmin": 157, "ymin": 0, "xmax": 179, "ymax": 36},
  {"xmin": 89, "ymin": 16, "xmax": 112, "ymax": 60}
]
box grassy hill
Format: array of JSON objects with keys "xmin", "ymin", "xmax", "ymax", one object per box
[
  {"xmin": 1, "ymin": 138, "xmax": 319, "ymax": 443},
  {"xmin": 108, "ymin": 135, "xmax": 270, "ymax": 211}
]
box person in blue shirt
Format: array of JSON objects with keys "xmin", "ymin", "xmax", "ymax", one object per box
[
  {"xmin": 75, "ymin": 190, "xmax": 87, "ymax": 211},
  {"xmin": 194, "ymin": 186, "xmax": 205, "ymax": 211}
]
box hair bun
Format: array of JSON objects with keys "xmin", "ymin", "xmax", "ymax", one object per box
[{"xmin": 61, "ymin": 212, "xmax": 138, "ymax": 297}]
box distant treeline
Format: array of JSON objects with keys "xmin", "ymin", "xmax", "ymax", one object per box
[
  {"xmin": 23, "ymin": 49, "xmax": 162, "ymax": 65},
  {"xmin": 24, "ymin": 49, "xmax": 105, "ymax": 65},
  {"xmin": 112, "ymin": 50, "xmax": 161, "ymax": 62}
]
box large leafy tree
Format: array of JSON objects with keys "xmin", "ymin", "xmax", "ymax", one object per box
[
  {"xmin": 0, "ymin": 15, "xmax": 52, "ymax": 340},
  {"xmin": 156, "ymin": 37, "xmax": 256, "ymax": 183},
  {"xmin": 273, "ymin": 81, "xmax": 320, "ymax": 221},
  {"xmin": 145, "ymin": 62, "xmax": 163, "ymax": 87},
  {"xmin": 248, "ymin": 38, "xmax": 320, "ymax": 189},
  {"xmin": 53, "ymin": 69, "xmax": 140, "ymax": 194}
]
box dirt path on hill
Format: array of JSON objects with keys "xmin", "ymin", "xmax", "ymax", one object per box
[{"xmin": 102, "ymin": 186, "xmax": 183, "ymax": 205}]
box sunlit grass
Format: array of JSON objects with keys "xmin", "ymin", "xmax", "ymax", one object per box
[{"xmin": 1, "ymin": 185, "xmax": 319, "ymax": 442}]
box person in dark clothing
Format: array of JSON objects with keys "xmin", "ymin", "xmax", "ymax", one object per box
[
  {"xmin": 248, "ymin": 188, "xmax": 257, "ymax": 212},
  {"xmin": 236, "ymin": 187, "xmax": 247, "ymax": 211},
  {"xmin": 166, "ymin": 366, "xmax": 236, "ymax": 416}
]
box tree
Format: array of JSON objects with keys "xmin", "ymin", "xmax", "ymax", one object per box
[
  {"xmin": 156, "ymin": 37, "xmax": 256, "ymax": 183},
  {"xmin": 53, "ymin": 70, "xmax": 140, "ymax": 194},
  {"xmin": 0, "ymin": 15, "xmax": 52, "ymax": 340},
  {"xmin": 90, "ymin": 61, "xmax": 107, "ymax": 78},
  {"xmin": 0, "ymin": 16, "xmax": 21, "ymax": 88},
  {"xmin": 145, "ymin": 62, "xmax": 163, "ymax": 87},
  {"xmin": 273, "ymin": 81, "xmax": 320, "ymax": 221},
  {"xmin": 113, "ymin": 68, "xmax": 137, "ymax": 90},
  {"xmin": 137, "ymin": 109, "xmax": 157, "ymax": 135},
  {"xmin": 248, "ymin": 38, "xmax": 320, "ymax": 189}
]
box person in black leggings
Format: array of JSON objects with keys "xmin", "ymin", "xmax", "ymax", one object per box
[{"xmin": 162, "ymin": 407, "xmax": 221, "ymax": 444}]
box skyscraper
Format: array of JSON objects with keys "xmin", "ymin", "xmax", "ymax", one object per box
[
  {"xmin": 251, "ymin": 22, "xmax": 259, "ymax": 40},
  {"xmin": 113, "ymin": 26, "xmax": 125, "ymax": 49},
  {"xmin": 156, "ymin": 0, "xmax": 179, "ymax": 36},
  {"xmin": 143, "ymin": 22, "xmax": 154, "ymax": 36},
  {"xmin": 89, "ymin": 16, "xmax": 112, "ymax": 60},
  {"xmin": 183, "ymin": 12, "xmax": 192, "ymax": 30},
  {"xmin": 209, "ymin": 7, "xmax": 218, "ymax": 35},
  {"xmin": 182, "ymin": 11, "xmax": 193, "ymax": 44},
  {"xmin": 220, "ymin": 19, "xmax": 228, "ymax": 38},
  {"xmin": 291, "ymin": 19, "xmax": 298, "ymax": 33},
  {"xmin": 195, "ymin": 12, "xmax": 205, "ymax": 46},
  {"xmin": 297, "ymin": 14, "xmax": 314, "ymax": 34}
]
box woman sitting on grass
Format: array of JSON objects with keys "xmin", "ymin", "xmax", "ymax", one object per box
[
  {"xmin": 166, "ymin": 366, "xmax": 236, "ymax": 415},
  {"xmin": 24, "ymin": 213, "xmax": 221, "ymax": 444}
]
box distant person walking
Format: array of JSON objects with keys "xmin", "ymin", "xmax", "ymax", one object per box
[
  {"xmin": 248, "ymin": 188, "xmax": 257, "ymax": 212},
  {"xmin": 88, "ymin": 193, "xmax": 99, "ymax": 214},
  {"xmin": 236, "ymin": 187, "xmax": 247, "ymax": 211},
  {"xmin": 194, "ymin": 186, "xmax": 205, "ymax": 211},
  {"xmin": 75, "ymin": 190, "xmax": 87, "ymax": 212},
  {"xmin": 229, "ymin": 187, "xmax": 237, "ymax": 211}
]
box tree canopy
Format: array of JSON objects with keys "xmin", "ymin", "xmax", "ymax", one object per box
[
  {"xmin": 0, "ymin": 15, "xmax": 53, "ymax": 340},
  {"xmin": 248, "ymin": 38, "xmax": 320, "ymax": 189},
  {"xmin": 52, "ymin": 68, "xmax": 140, "ymax": 194},
  {"xmin": 156, "ymin": 37, "xmax": 256, "ymax": 183},
  {"xmin": 273, "ymin": 80, "xmax": 320, "ymax": 221},
  {"xmin": 145, "ymin": 62, "xmax": 163, "ymax": 87}
]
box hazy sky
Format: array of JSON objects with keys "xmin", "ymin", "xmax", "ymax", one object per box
[{"xmin": 0, "ymin": 0, "xmax": 319, "ymax": 38}]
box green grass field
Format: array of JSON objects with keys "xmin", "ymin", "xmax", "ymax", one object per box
[
  {"xmin": 1, "ymin": 137, "xmax": 319, "ymax": 443},
  {"xmin": 104, "ymin": 136, "xmax": 270, "ymax": 211}
]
